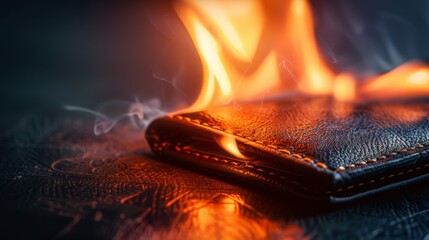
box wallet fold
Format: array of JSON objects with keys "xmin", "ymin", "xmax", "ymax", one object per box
[{"xmin": 146, "ymin": 96, "xmax": 429, "ymax": 203}]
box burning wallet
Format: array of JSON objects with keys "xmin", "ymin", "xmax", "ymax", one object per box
[{"xmin": 146, "ymin": 96, "xmax": 429, "ymax": 203}]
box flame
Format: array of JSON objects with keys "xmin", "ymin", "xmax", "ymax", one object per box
[
  {"xmin": 175, "ymin": 0, "xmax": 429, "ymax": 108},
  {"xmin": 361, "ymin": 62, "xmax": 429, "ymax": 100},
  {"xmin": 333, "ymin": 73, "xmax": 356, "ymax": 102},
  {"xmin": 174, "ymin": 0, "xmax": 429, "ymax": 157},
  {"xmin": 287, "ymin": 0, "xmax": 335, "ymax": 94},
  {"xmin": 174, "ymin": 0, "xmax": 338, "ymax": 113},
  {"xmin": 217, "ymin": 135, "xmax": 247, "ymax": 159}
]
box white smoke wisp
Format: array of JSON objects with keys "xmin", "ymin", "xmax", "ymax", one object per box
[
  {"xmin": 314, "ymin": 0, "xmax": 428, "ymax": 78},
  {"xmin": 64, "ymin": 98, "xmax": 166, "ymax": 136}
]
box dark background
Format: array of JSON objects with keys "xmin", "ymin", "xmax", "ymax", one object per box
[
  {"xmin": 1, "ymin": 2, "xmax": 201, "ymax": 130},
  {"xmin": 2, "ymin": 0, "xmax": 429, "ymax": 130},
  {"xmin": 2, "ymin": 1, "xmax": 429, "ymax": 239}
]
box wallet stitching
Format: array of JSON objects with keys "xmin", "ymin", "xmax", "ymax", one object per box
[
  {"xmin": 172, "ymin": 115, "xmax": 429, "ymax": 172},
  {"xmin": 160, "ymin": 141, "xmax": 429, "ymax": 196},
  {"xmin": 163, "ymin": 143, "xmax": 324, "ymax": 194}
]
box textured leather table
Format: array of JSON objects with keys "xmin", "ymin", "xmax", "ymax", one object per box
[{"xmin": 2, "ymin": 115, "xmax": 429, "ymax": 239}]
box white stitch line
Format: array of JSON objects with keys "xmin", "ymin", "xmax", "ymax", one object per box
[
  {"xmin": 170, "ymin": 145, "xmax": 320, "ymax": 192},
  {"xmin": 167, "ymin": 141, "xmax": 429, "ymax": 195},
  {"xmin": 334, "ymin": 164, "xmax": 429, "ymax": 192},
  {"xmin": 174, "ymin": 115, "xmax": 429, "ymax": 172}
]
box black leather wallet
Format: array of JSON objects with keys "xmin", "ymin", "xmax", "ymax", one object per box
[{"xmin": 146, "ymin": 96, "xmax": 429, "ymax": 203}]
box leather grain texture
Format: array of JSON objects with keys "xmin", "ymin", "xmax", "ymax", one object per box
[
  {"xmin": 146, "ymin": 96, "xmax": 429, "ymax": 202},
  {"xmin": 6, "ymin": 116, "xmax": 429, "ymax": 239}
]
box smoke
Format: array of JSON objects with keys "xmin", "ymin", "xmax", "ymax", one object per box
[
  {"xmin": 64, "ymin": 1, "xmax": 429, "ymax": 136},
  {"xmin": 65, "ymin": 98, "xmax": 165, "ymax": 136},
  {"xmin": 62, "ymin": 3, "xmax": 206, "ymax": 137},
  {"xmin": 313, "ymin": 0, "xmax": 429, "ymax": 78}
]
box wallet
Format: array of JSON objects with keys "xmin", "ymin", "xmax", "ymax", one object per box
[{"xmin": 146, "ymin": 96, "xmax": 429, "ymax": 203}]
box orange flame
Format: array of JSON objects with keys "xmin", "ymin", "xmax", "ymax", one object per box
[
  {"xmin": 217, "ymin": 135, "xmax": 247, "ymax": 159},
  {"xmin": 361, "ymin": 62, "xmax": 429, "ymax": 100},
  {"xmin": 174, "ymin": 0, "xmax": 339, "ymax": 113},
  {"xmin": 174, "ymin": 0, "xmax": 429, "ymax": 157}
]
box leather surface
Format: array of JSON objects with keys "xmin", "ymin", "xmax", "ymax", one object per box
[
  {"xmin": 147, "ymin": 96, "xmax": 429, "ymax": 201},
  {"xmin": 182, "ymin": 96, "xmax": 429, "ymax": 170},
  {"xmin": 4, "ymin": 116, "xmax": 429, "ymax": 239}
]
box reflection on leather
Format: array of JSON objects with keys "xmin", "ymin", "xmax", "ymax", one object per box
[
  {"xmin": 180, "ymin": 96, "xmax": 429, "ymax": 169},
  {"xmin": 3, "ymin": 117, "xmax": 429, "ymax": 239}
]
